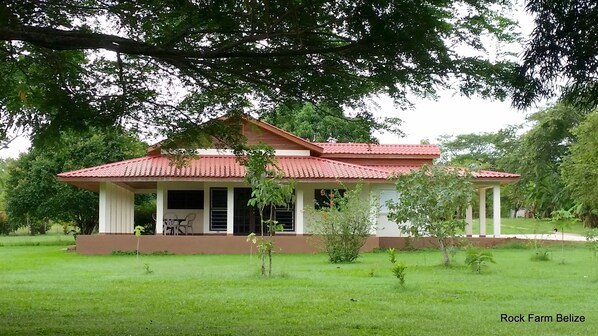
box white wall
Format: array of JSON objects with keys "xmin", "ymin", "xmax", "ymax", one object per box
[
  {"xmin": 99, "ymin": 182, "xmax": 135, "ymax": 234},
  {"xmin": 370, "ymin": 184, "xmax": 404, "ymax": 237}
]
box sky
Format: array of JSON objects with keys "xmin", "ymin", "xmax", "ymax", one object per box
[
  {"xmin": 375, "ymin": 92, "xmax": 533, "ymax": 145},
  {"xmin": 0, "ymin": 2, "xmax": 538, "ymax": 159}
]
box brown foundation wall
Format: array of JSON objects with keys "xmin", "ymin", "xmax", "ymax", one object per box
[{"xmin": 73, "ymin": 235, "xmax": 560, "ymax": 255}]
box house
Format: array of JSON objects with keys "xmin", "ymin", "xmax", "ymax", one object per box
[{"xmin": 58, "ymin": 117, "xmax": 519, "ymax": 254}]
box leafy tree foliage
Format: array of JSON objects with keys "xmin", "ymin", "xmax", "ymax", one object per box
[
  {"xmin": 263, "ymin": 103, "xmax": 403, "ymax": 143},
  {"xmin": 437, "ymin": 127, "xmax": 520, "ymax": 170},
  {"xmin": 387, "ymin": 165, "xmax": 474, "ymax": 266},
  {"xmin": 0, "ymin": 1, "xmax": 521, "ymax": 148},
  {"xmin": 437, "ymin": 128, "xmax": 523, "ymax": 216},
  {"xmin": 516, "ymin": 0, "xmax": 598, "ymax": 109},
  {"xmin": 562, "ymin": 111, "xmax": 598, "ymax": 226},
  {"xmin": 4, "ymin": 128, "xmax": 145, "ymax": 234},
  {"xmin": 0, "ymin": 158, "xmax": 10, "ymax": 234},
  {"xmin": 512, "ymin": 103, "xmax": 589, "ymax": 217}
]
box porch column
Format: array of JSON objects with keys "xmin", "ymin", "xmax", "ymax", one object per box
[
  {"xmin": 156, "ymin": 182, "xmax": 165, "ymax": 235},
  {"xmin": 99, "ymin": 183, "xmax": 107, "ymax": 233},
  {"xmin": 226, "ymin": 186, "xmax": 234, "ymax": 235},
  {"xmin": 465, "ymin": 205, "xmax": 473, "ymax": 237},
  {"xmin": 98, "ymin": 182, "xmax": 134, "ymax": 234},
  {"xmin": 295, "ymin": 188, "xmax": 304, "ymax": 235},
  {"xmin": 479, "ymin": 188, "xmax": 486, "ymax": 237},
  {"xmin": 493, "ymin": 185, "xmax": 501, "ymax": 237}
]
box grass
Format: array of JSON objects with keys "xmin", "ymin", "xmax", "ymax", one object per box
[
  {"xmin": 460, "ymin": 217, "xmax": 587, "ymax": 236},
  {"xmin": 1, "ymin": 244, "xmax": 597, "ymax": 335}
]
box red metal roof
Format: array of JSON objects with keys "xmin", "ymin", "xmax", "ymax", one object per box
[
  {"xmin": 314, "ymin": 143, "xmax": 440, "ymax": 156},
  {"xmin": 57, "ymin": 156, "xmax": 389, "ymax": 180}
]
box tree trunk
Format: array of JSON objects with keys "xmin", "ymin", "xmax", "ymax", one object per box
[
  {"xmin": 268, "ymin": 248, "xmax": 272, "ymax": 277},
  {"xmin": 439, "ymin": 239, "xmax": 450, "ymax": 267},
  {"xmin": 260, "ymin": 249, "xmax": 266, "ymax": 276}
]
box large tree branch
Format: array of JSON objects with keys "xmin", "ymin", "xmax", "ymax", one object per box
[{"xmin": 0, "ymin": 25, "xmax": 359, "ymax": 60}]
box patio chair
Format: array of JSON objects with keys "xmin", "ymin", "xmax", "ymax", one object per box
[
  {"xmin": 163, "ymin": 213, "xmax": 178, "ymax": 235},
  {"xmin": 179, "ymin": 213, "xmax": 196, "ymax": 235}
]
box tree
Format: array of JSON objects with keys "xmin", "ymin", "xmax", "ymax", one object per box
[
  {"xmin": 437, "ymin": 127, "xmax": 520, "ymax": 170},
  {"xmin": 515, "ymin": 1, "xmax": 598, "ymax": 110},
  {"xmin": 437, "ymin": 127, "xmax": 523, "ymax": 216},
  {"xmin": 4, "ymin": 128, "xmax": 145, "ymax": 234},
  {"xmin": 387, "ymin": 165, "xmax": 474, "ymax": 267},
  {"xmin": 239, "ymin": 144, "xmax": 295, "ymax": 276},
  {"xmin": 562, "ymin": 111, "xmax": 598, "ymax": 227},
  {"xmin": 0, "ymin": 158, "xmax": 10, "ymax": 234},
  {"xmin": 263, "ymin": 102, "xmax": 403, "ymax": 143},
  {"xmin": 511, "ymin": 103, "xmax": 588, "ymax": 217},
  {"xmin": 0, "ymin": 1, "xmax": 521, "ymax": 148}
]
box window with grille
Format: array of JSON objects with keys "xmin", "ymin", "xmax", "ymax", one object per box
[{"xmin": 210, "ymin": 188, "xmax": 227, "ymax": 231}]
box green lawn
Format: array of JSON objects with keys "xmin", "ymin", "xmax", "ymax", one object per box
[
  {"xmin": 1, "ymin": 244, "xmax": 597, "ymax": 335},
  {"xmin": 460, "ymin": 217, "xmax": 587, "ymax": 236}
]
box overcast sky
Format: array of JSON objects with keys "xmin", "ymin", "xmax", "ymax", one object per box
[{"xmin": 0, "ymin": 2, "xmax": 538, "ymax": 159}]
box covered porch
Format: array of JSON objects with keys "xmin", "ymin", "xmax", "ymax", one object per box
[
  {"xmin": 98, "ymin": 181, "xmax": 308, "ymax": 236},
  {"xmin": 465, "ymin": 182, "xmax": 508, "ymax": 238}
]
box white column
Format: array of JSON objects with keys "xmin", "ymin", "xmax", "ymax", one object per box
[
  {"xmin": 493, "ymin": 185, "xmax": 501, "ymax": 238},
  {"xmin": 465, "ymin": 205, "xmax": 473, "ymax": 237},
  {"xmin": 156, "ymin": 182, "xmax": 165, "ymax": 235},
  {"xmin": 226, "ymin": 186, "xmax": 234, "ymax": 235},
  {"xmin": 479, "ymin": 188, "xmax": 486, "ymax": 237},
  {"xmin": 295, "ymin": 187, "xmax": 304, "ymax": 235},
  {"xmin": 99, "ymin": 182, "xmax": 107, "ymax": 233}
]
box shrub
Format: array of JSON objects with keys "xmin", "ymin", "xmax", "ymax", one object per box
[
  {"xmin": 387, "ymin": 248, "xmax": 397, "ymax": 264},
  {"xmin": 586, "ymin": 229, "xmax": 598, "ymax": 258},
  {"xmin": 307, "ymin": 184, "xmax": 378, "ymax": 263},
  {"xmin": 531, "ymin": 248, "xmax": 551, "ymax": 261},
  {"xmin": 464, "ymin": 248, "xmax": 496, "ymax": 273}
]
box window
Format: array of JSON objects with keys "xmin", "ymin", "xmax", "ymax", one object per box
[
  {"xmin": 167, "ymin": 190, "xmax": 204, "ymax": 209},
  {"xmin": 379, "ymin": 190, "xmax": 399, "ymax": 213},
  {"xmin": 314, "ymin": 189, "xmax": 346, "ymax": 209},
  {"xmin": 210, "ymin": 188, "xmax": 227, "ymax": 231},
  {"xmin": 273, "ymin": 205, "xmax": 294, "ymax": 232}
]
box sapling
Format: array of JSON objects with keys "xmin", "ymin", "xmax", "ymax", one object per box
[
  {"xmin": 464, "ymin": 247, "xmax": 496, "ymax": 273},
  {"xmin": 134, "ymin": 225, "xmax": 145, "ymax": 258}
]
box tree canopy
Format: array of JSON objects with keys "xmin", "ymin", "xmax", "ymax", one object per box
[
  {"xmin": 4, "ymin": 128, "xmax": 145, "ymax": 234},
  {"xmin": 515, "ymin": 0, "xmax": 598, "ymax": 110},
  {"xmin": 562, "ymin": 111, "xmax": 598, "ymax": 226},
  {"xmin": 0, "ymin": 1, "xmax": 521, "ymax": 148},
  {"xmin": 387, "ymin": 165, "xmax": 474, "ymax": 266},
  {"xmin": 437, "ymin": 127, "xmax": 520, "ymax": 170},
  {"xmin": 263, "ymin": 102, "xmax": 402, "ymax": 143}
]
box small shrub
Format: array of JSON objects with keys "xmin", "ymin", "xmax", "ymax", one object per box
[
  {"xmin": 531, "ymin": 248, "xmax": 551, "ymax": 261},
  {"xmin": 464, "ymin": 248, "xmax": 495, "ymax": 273},
  {"xmin": 391, "ymin": 262, "xmax": 407, "ymax": 286},
  {"xmin": 307, "ymin": 184, "xmax": 378, "ymax": 263}
]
